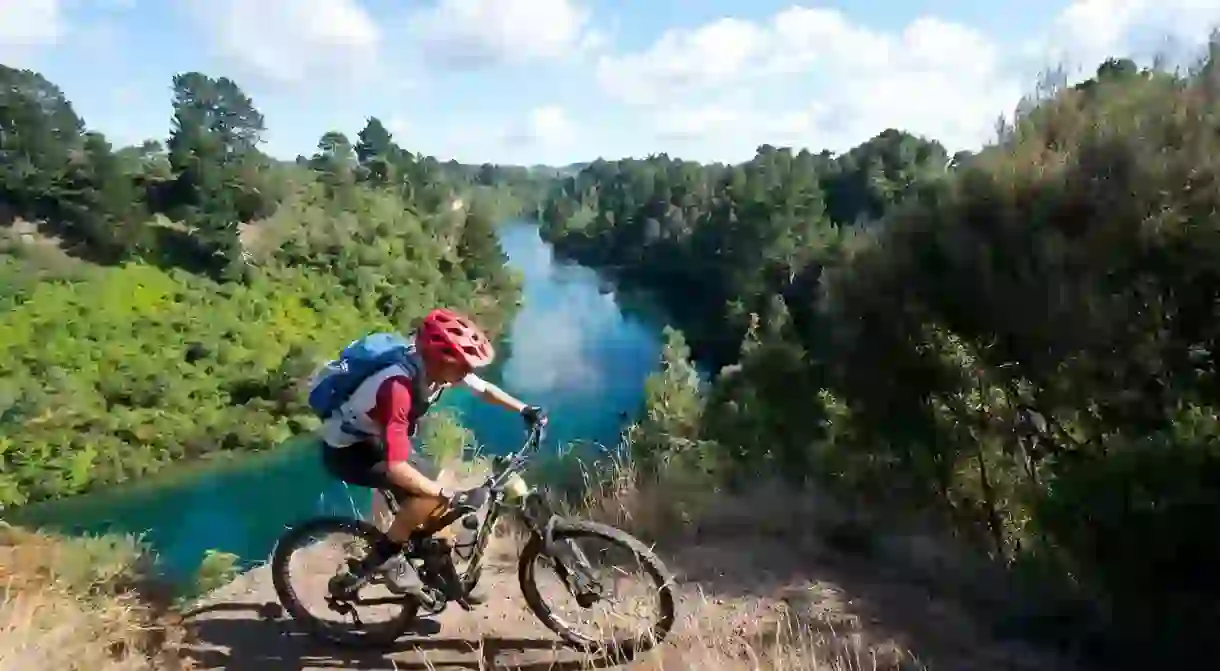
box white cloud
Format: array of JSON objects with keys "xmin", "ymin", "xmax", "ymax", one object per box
[
  {"xmin": 1039, "ymin": 0, "xmax": 1220, "ymax": 75},
  {"xmin": 187, "ymin": 0, "xmax": 381, "ymax": 86},
  {"xmin": 0, "ymin": 0, "xmax": 63, "ymax": 65},
  {"xmin": 669, "ymin": 102, "xmax": 826, "ymax": 138},
  {"xmin": 411, "ymin": 0, "xmax": 595, "ymax": 69},
  {"xmin": 505, "ymin": 105, "xmax": 577, "ymax": 147},
  {"xmin": 597, "ymin": 2, "xmax": 1220, "ymax": 157},
  {"xmin": 599, "ymin": 8, "xmax": 1012, "ymax": 152},
  {"xmin": 653, "ymin": 104, "xmax": 740, "ymax": 141},
  {"xmin": 649, "ymin": 101, "xmax": 834, "ymax": 160},
  {"xmin": 595, "ymin": 17, "xmax": 767, "ymax": 107}
]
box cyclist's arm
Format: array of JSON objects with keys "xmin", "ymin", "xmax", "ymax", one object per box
[
  {"xmin": 461, "ymin": 373, "xmax": 527, "ymax": 413},
  {"xmin": 370, "ymin": 377, "xmax": 445, "ymax": 498}
]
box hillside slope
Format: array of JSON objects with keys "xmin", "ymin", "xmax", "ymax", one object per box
[
  {"xmin": 1, "ymin": 454, "xmax": 1082, "ymax": 671},
  {"xmin": 180, "ymin": 485, "xmax": 1077, "ymax": 671}
]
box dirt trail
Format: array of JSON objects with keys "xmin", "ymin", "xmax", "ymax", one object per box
[{"xmin": 180, "ymin": 530, "xmax": 1080, "ymax": 671}]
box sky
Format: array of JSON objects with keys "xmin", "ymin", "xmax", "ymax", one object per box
[{"xmin": 2, "ymin": 0, "xmax": 1219, "ymax": 166}]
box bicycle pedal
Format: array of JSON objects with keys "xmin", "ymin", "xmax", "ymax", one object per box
[{"xmin": 455, "ymin": 597, "xmax": 475, "ymax": 612}]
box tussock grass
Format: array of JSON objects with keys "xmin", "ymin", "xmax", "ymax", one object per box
[
  {"xmin": 0, "ymin": 522, "xmax": 185, "ymax": 671},
  {"xmin": 471, "ymin": 449, "xmax": 928, "ymax": 670},
  {"xmin": 638, "ymin": 590, "xmax": 914, "ymax": 670},
  {"xmin": 448, "ymin": 594, "xmax": 914, "ymax": 670}
]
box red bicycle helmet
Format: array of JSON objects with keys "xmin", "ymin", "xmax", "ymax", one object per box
[{"xmin": 417, "ymin": 308, "xmax": 495, "ymax": 369}]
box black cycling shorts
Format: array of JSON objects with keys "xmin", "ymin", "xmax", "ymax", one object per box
[{"xmin": 321, "ymin": 440, "xmax": 439, "ymax": 503}]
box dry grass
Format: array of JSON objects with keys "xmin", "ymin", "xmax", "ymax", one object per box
[
  {"xmin": 567, "ymin": 450, "xmax": 869, "ymax": 549},
  {"xmin": 437, "ymin": 593, "xmax": 914, "ymax": 671},
  {"xmin": 0, "ymin": 450, "xmax": 1032, "ymax": 671},
  {"xmin": 0, "ymin": 523, "xmax": 185, "ymax": 671},
  {"xmin": 468, "ymin": 455, "xmax": 929, "ymax": 671},
  {"xmin": 641, "ymin": 591, "xmax": 914, "ymax": 671},
  {"xmin": 508, "ymin": 452, "xmax": 1071, "ymax": 670}
]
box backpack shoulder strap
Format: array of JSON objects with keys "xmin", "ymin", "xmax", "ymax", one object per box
[{"xmin": 387, "ymin": 342, "xmax": 434, "ymax": 410}]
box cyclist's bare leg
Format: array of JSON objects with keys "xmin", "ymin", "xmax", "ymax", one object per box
[
  {"xmin": 351, "ymin": 494, "xmax": 449, "ymax": 593},
  {"xmin": 382, "ymin": 460, "xmax": 458, "ymax": 543},
  {"xmin": 370, "ymin": 491, "xmax": 393, "ymax": 531},
  {"xmin": 384, "ymin": 494, "xmax": 449, "ymax": 543},
  {"xmin": 347, "ymin": 458, "xmax": 473, "ymax": 595}
]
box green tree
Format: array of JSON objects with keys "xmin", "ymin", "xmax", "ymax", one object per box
[
  {"xmin": 628, "ymin": 327, "xmax": 711, "ymax": 476},
  {"xmin": 354, "ymin": 117, "xmax": 398, "ymax": 187},
  {"xmin": 165, "ymin": 72, "xmax": 269, "ymax": 275},
  {"xmin": 0, "ymin": 65, "xmax": 85, "ymax": 217},
  {"xmin": 310, "ymin": 130, "xmax": 358, "ymax": 192}
]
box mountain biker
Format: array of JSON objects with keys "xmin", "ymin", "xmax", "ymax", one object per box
[{"xmin": 317, "ymin": 307, "xmax": 545, "ymax": 600}]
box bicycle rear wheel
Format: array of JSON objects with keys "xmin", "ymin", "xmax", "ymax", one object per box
[
  {"xmin": 270, "ymin": 516, "xmax": 420, "ymax": 647},
  {"xmin": 518, "ymin": 519, "xmax": 677, "ymax": 656}
]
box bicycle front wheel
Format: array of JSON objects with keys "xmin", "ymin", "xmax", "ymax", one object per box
[{"xmin": 518, "ymin": 519, "xmax": 678, "ymax": 656}]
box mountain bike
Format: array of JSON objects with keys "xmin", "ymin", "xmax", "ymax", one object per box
[{"xmin": 269, "ymin": 420, "xmax": 678, "ymax": 654}]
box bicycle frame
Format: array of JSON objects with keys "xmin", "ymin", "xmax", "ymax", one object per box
[
  {"xmin": 375, "ymin": 421, "xmax": 565, "ymax": 592},
  {"xmin": 452, "ymin": 421, "xmax": 552, "ymax": 588}
]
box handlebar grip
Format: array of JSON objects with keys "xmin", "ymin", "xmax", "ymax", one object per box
[{"xmin": 449, "ymin": 486, "xmax": 490, "ymax": 511}]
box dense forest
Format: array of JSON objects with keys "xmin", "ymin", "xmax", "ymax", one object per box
[
  {"xmin": 544, "ymin": 50, "xmax": 1220, "ymax": 663},
  {"xmin": 0, "ymin": 65, "xmax": 531, "ymax": 507},
  {"xmin": 540, "ymin": 128, "xmax": 951, "ymax": 369}
]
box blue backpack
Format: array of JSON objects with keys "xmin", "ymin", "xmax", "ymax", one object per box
[{"xmin": 306, "ymin": 332, "xmax": 424, "ymax": 421}]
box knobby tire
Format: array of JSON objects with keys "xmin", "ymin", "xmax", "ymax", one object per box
[{"xmin": 517, "ymin": 519, "xmax": 678, "ymax": 656}]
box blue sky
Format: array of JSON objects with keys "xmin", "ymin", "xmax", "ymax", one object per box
[{"xmin": 2, "ymin": 0, "xmax": 1219, "ymax": 165}]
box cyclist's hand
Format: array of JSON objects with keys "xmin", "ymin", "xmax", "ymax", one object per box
[{"xmin": 521, "ymin": 405, "xmax": 547, "ymax": 427}]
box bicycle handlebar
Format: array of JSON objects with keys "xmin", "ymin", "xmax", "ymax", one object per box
[
  {"xmin": 525, "ymin": 416, "xmax": 547, "ymax": 451},
  {"xmin": 478, "ymin": 419, "xmax": 548, "ymax": 494}
]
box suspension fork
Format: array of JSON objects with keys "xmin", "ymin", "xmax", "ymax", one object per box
[
  {"xmin": 521, "ymin": 493, "xmax": 601, "ymax": 598},
  {"xmin": 461, "ymin": 501, "xmax": 505, "ymax": 587}
]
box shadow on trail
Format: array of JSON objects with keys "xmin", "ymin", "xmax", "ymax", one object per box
[{"xmin": 181, "ymin": 602, "xmax": 626, "ymax": 671}]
